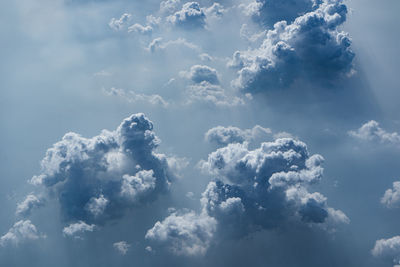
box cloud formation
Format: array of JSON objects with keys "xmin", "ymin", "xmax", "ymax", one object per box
[
  {"xmin": 0, "ymin": 220, "xmax": 43, "ymax": 247},
  {"xmin": 16, "ymin": 194, "xmax": 43, "ymax": 217},
  {"xmin": 167, "ymin": 2, "xmax": 207, "ymax": 29},
  {"xmin": 29, "ymin": 114, "xmax": 176, "ymax": 225},
  {"xmin": 109, "ymin": 13, "xmax": 132, "ymax": 31},
  {"xmin": 113, "ymin": 241, "xmax": 130, "ymax": 255},
  {"xmin": 372, "ymin": 236, "xmax": 400, "ymax": 265},
  {"xmin": 205, "ymin": 125, "xmax": 272, "ymax": 146},
  {"xmin": 147, "ymin": 136, "xmax": 348, "ymax": 256},
  {"xmin": 381, "ymin": 181, "xmax": 400, "ymax": 208},
  {"xmin": 349, "ymin": 120, "xmax": 400, "ymax": 145},
  {"xmin": 63, "ymin": 221, "xmax": 96, "ymax": 238},
  {"xmin": 230, "ymin": 0, "xmax": 354, "ymax": 92}
]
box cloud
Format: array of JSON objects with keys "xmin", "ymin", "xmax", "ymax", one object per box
[
  {"xmin": 204, "ymin": 125, "xmax": 272, "ymax": 146},
  {"xmin": 30, "ymin": 114, "xmax": 176, "ymax": 224},
  {"xmin": 104, "ymin": 87, "xmax": 169, "ymax": 107},
  {"xmin": 113, "ymin": 241, "xmax": 130, "ymax": 255},
  {"xmin": 63, "ymin": 221, "xmax": 96, "ymax": 238},
  {"xmin": 147, "ymin": 38, "xmax": 200, "ymax": 53},
  {"xmin": 0, "ymin": 220, "xmax": 44, "ymax": 247},
  {"xmin": 230, "ymin": 0, "xmax": 354, "ymax": 92},
  {"xmin": 160, "ymin": 0, "xmax": 182, "ymax": 14},
  {"xmin": 372, "ymin": 236, "xmax": 400, "ymax": 264},
  {"xmin": 147, "ymin": 137, "xmax": 348, "ymax": 255},
  {"xmin": 204, "ymin": 3, "xmax": 226, "ymax": 18},
  {"xmin": 128, "ymin": 23, "xmax": 153, "ymax": 35},
  {"xmin": 381, "ymin": 181, "xmax": 400, "ymax": 208},
  {"xmin": 180, "ymin": 65, "xmax": 219, "ymax": 84},
  {"xmin": 16, "ymin": 194, "xmax": 43, "ymax": 217},
  {"xmin": 109, "ymin": 13, "xmax": 132, "ymax": 31},
  {"xmin": 145, "ymin": 210, "xmax": 217, "ymax": 256},
  {"xmin": 249, "ymin": 0, "xmax": 319, "ymax": 26},
  {"xmin": 349, "ymin": 120, "xmax": 400, "ymax": 145},
  {"xmin": 167, "ymin": 2, "xmax": 206, "ymax": 29}
]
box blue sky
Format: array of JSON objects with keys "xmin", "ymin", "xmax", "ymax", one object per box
[{"xmin": 1, "ymin": 0, "xmax": 400, "ymax": 266}]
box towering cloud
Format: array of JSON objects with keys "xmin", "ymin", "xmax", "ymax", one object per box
[
  {"xmin": 29, "ymin": 114, "xmax": 177, "ymax": 226},
  {"xmin": 147, "ymin": 135, "xmax": 348, "ymax": 256},
  {"xmin": 230, "ymin": 0, "xmax": 354, "ymax": 92}
]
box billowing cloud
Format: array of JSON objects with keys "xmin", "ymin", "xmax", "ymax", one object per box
[
  {"xmin": 15, "ymin": 194, "xmax": 43, "ymax": 217},
  {"xmin": 349, "ymin": 120, "xmax": 400, "ymax": 145},
  {"xmin": 167, "ymin": 2, "xmax": 206, "ymax": 29},
  {"xmin": 372, "ymin": 236, "xmax": 400, "ymax": 265},
  {"xmin": 146, "ymin": 210, "xmax": 217, "ymax": 256},
  {"xmin": 230, "ymin": 0, "xmax": 354, "ymax": 92},
  {"xmin": 147, "ymin": 136, "xmax": 348, "ymax": 255},
  {"xmin": 180, "ymin": 65, "xmax": 220, "ymax": 85},
  {"xmin": 63, "ymin": 221, "xmax": 96, "ymax": 238},
  {"xmin": 30, "ymin": 114, "xmax": 176, "ymax": 225},
  {"xmin": 128, "ymin": 23, "xmax": 153, "ymax": 35},
  {"xmin": 381, "ymin": 181, "xmax": 400, "ymax": 208},
  {"xmin": 205, "ymin": 125, "xmax": 272, "ymax": 146},
  {"xmin": 113, "ymin": 241, "xmax": 130, "ymax": 255},
  {"xmin": 0, "ymin": 220, "xmax": 44, "ymax": 247},
  {"xmin": 109, "ymin": 13, "xmax": 132, "ymax": 31}
]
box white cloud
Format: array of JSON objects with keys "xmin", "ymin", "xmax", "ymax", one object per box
[
  {"xmin": 113, "ymin": 241, "xmax": 130, "ymax": 255},
  {"xmin": 0, "ymin": 220, "xmax": 44, "ymax": 247},
  {"xmin": 349, "ymin": 120, "xmax": 400, "ymax": 145},
  {"xmin": 63, "ymin": 221, "xmax": 96, "ymax": 238}
]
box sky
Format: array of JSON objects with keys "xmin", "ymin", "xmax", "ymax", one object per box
[{"xmin": 0, "ymin": 0, "xmax": 400, "ymax": 266}]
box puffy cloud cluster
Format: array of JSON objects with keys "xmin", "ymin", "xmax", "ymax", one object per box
[
  {"xmin": 231, "ymin": 0, "xmax": 354, "ymax": 92},
  {"xmin": 372, "ymin": 236, "xmax": 400, "ymax": 264},
  {"xmin": 145, "ymin": 210, "xmax": 217, "ymax": 256},
  {"xmin": 182, "ymin": 65, "xmax": 245, "ymax": 107},
  {"xmin": 147, "ymin": 136, "xmax": 348, "ymax": 255},
  {"xmin": 167, "ymin": 2, "xmax": 207, "ymax": 29},
  {"xmin": 0, "ymin": 220, "xmax": 43, "ymax": 247},
  {"xmin": 113, "ymin": 241, "xmax": 130, "ymax": 255},
  {"xmin": 205, "ymin": 125, "xmax": 272, "ymax": 146},
  {"xmin": 349, "ymin": 120, "xmax": 400, "ymax": 145},
  {"xmin": 63, "ymin": 221, "xmax": 96, "ymax": 238},
  {"xmin": 29, "ymin": 114, "xmax": 176, "ymax": 226},
  {"xmin": 381, "ymin": 181, "xmax": 400, "ymax": 208},
  {"xmin": 247, "ymin": 0, "xmax": 319, "ymax": 26},
  {"xmin": 15, "ymin": 194, "xmax": 43, "ymax": 217},
  {"xmin": 109, "ymin": 13, "xmax": 132, "ymax": 31}
]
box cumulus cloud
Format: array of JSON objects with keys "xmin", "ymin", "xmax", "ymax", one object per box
[
  {"xmin": 230, "ymin": 0, "xmax": 354, "ymax": 92},
  {"xmin": 63, "ymin": 221, "xmax": 96, "ymax": 238},
  {"xmin": 104, "ymin": 87, "xmax": 169, "ymax": 107},
  {"xmin": 160, "ymin": 0, "xmax": 182, "ymax": 14},
  {"xmin": 349, "ymin": 120, "xmax": 400, "ymax": 145},
  {"xmin": 381, "ymin": 181, "xmax": 400, "ymax": 208},
  {"xmin": 372, "ymin": 236, "xmax": 400, "ymax": 264},
  {"xmin": 180, "ymin": 65, "xmax": 219, "ymax": 84},
  {"xmin": 128, "ymin": 23, "xmax": 153, "ymax": 35},
  {"xmin": 205, "ymin": 125, "xmax": 272, "ymax": 146},
  {"xmin": 146, "ymin": 210, "xmax": 217, "ymax": 256},
  {"xmin": 0, "ymin": 220, "xmax": 44, "ymax": 247},
  {"xmin": 113, "ymin": 241, "xmax": 130, "ymax": 255},
  {"xmin": 30, "ymin": 114, "xmax": 176, "ymax": 225},
  {"xmin": 109, "ymin": 13, "xmax": 132, "ymax": 31},
  {"xmin": 167, "ymin": 2, "xmax": 206, "ymax": 29},
  {"xmin": 147, "ymin": 137, "xmax": 348, "ymax": 255},
  {"xmin": 181, "ymin": 65, "xmax": 245, "ymax": 107},
  {"xmin": 16, "ymin": 194, "xmax": 43, "ymax": 217}
]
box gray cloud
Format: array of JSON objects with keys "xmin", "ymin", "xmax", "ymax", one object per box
[
  {"xmin": 349, "ymin": 120, "xmax": 400, "ymax": 145},
  {"xmin": 113, "ymin": 241, "xmax": 130, "ymax": 255},
  {"xmin": 381, "ymin": 181, "xmax": 400, "ymax": 208},
  {"xmin": 180, "ymin": 65, "xmax": 220, "ymax": 85},
  {"xmin": 167, "ymin": 2, "xmax": 207, "ymax": 29},
  {"xmin": 230, "ymin": 0, "xmax": 354, "ymax": 92},
  {"xmin": 147, "ymin": 136, "xmax": 348, "ymax": 256},
  {"xmin": 372, "ymin": 236, "xmax": 400, "ymax": 265},
  {"xmin": 63, "ymin": 221, "xmax": 96, "ymax": 238},
  {"xmin": 30, "ymin": 114, "xmax": 176, "ymax": 225},
  {"xmin": 205, "ymin": 125, "xmax": 272, "ymax": 146},
  {"xmin": 0, "ymin": 220, "xmax": 44, "ymax": 247},
  {"xmin": 15, "ymin": 194, "xmax": 43, "ymax": 217}
]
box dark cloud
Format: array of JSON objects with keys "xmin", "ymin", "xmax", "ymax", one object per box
[
  {"xmin": 167, "ymin": 2, "xmax": 207, "ymax": 29},
  {"xmin": 230, "ymin": 0, "xmax": 354, "ymax": 93},
  {"xmin": 147, "ymin": 136, "xmax": 348, "ymax": 255},
  {"xmin": 30, "ymin": 114, "xmax": 177, "ymax": 225}
]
